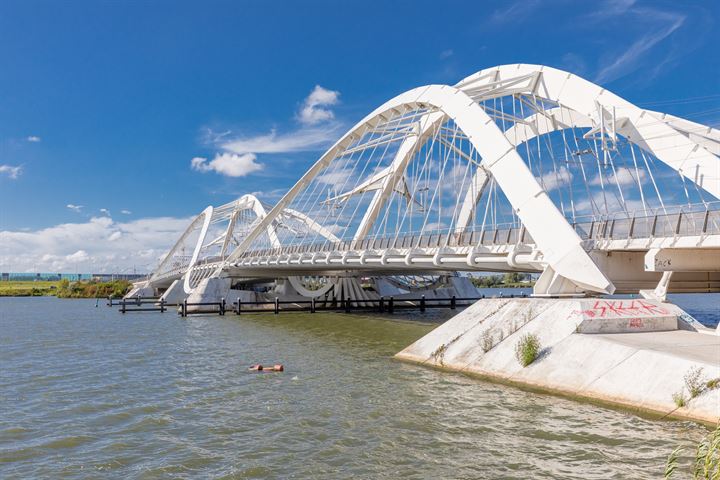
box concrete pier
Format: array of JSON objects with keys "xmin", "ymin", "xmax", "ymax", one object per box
[{"xmin": 395, "ymin": 298, "xmax": 720, "ymax": 425}]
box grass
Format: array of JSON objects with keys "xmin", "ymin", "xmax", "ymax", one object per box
[
  {"xmin": 0, "ymin": 280, "xmax": 60, "ymax": 296},
  {"xmin": 685, "ymin": 367, "xmax": 707, "ymax": 399},
  {"xmin": 0, "ymin": 279, "xmax": 132, "ymax": 298},
  {"xmin": 672, "ymin": 391, "xmax": 688, "ymax": 408},
  {"xmin": 664, "ymin": 424, "xmax": 720, "ymax": 479},
  {"xmin": 481, "ymin": 330, "xmax": 494, "ymax": 353},
  {"xmin": 514, "ymin": 333, "xmax": 541, "ymax": 367}
]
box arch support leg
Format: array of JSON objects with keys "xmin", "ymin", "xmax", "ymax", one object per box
[{"xmin": 532, "ymin": 266, "xmax": 586, "ymax": 297}]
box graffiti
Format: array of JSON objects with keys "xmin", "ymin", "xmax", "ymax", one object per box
[
  {"xmin": 655, "ymin": 258, "xmax": 672, "ymax": 269},
  {"xmin": 628, "ymin": 318, "xmax": 644, "ymax": 328},
  {"xmin": 573, "ymin": 299, "xmax": 669, "ymax": 319}
]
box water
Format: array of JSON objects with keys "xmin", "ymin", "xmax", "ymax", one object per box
[{"xmin": 0, "ymin": 296, "xmax": 716, "ymax": 479}]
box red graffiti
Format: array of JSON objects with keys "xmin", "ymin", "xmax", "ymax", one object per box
[
  {"xmin": 573, "ymin": 299, "xmax": 669, "ymax": 319},
  {"xmin": 628, "ymin": 318, "xmax": 644, "ymax": 328}
]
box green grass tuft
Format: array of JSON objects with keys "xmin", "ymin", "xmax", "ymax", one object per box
[
  {"xmin": 684, "ymin": 367, "xmax": 706, "ymax": 399},
  {"xmin": 672, "ymin": 391, "xmax": 687, "ymax": 408},
  {"xmin": 514, "ymin": 333, "xmax": 541, "ymax": 367}
]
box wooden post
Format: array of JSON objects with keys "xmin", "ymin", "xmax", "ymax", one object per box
[
  {"xmin": 236, "ymin": 297, "xmax": 241, "ymax": 315},
  {"xmin": 274, "ymin": 297, "xmax": 279, "ymax": 315},
  {"xmin": 379, "ymin": 297, "xmax": 384, "ymax": 313},
  {"xmin": 311, "ymin": 297, "xmax": 315, "ymax": 313},
  {"xmin": 420, "ymin": 295, "xmax": 426, "ymax": 312},
  {"xmin": 120, "ymin": 300, "xmax": 126, "ymax": 314},
  {"xmin": 220, "ymin": 298, "xmax": 225, "ymax": 316},
  {"xmin": 451, "ymin": 295, "xmax": 456, "ymax": 310},
  {"xmin": 345, "ymin": 296, "xmax": 351, "ymax": 313},
  {"xmin": 388, "ymin": 296, "xmax": 394, "ymax": 314},
  {"xmin": 182, "ymin": 299, "xmax": 187, "ymax": 317}
]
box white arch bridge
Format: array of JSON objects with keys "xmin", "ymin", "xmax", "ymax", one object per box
[{"xmin": 132, "ymin": 64, "xmax": 720, "ymax": 304}]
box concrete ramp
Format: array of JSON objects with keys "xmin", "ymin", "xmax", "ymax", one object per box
[{"xmin": 396, "ymin": 298, "xmax": 720, "ymax": 425}]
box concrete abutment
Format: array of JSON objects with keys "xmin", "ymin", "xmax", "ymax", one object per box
[{"xmin": 395, "ymin": 297, "xmax": 720, "ymax": 425}]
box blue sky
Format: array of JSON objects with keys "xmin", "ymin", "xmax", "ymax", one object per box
[{"xmin": 1, "ymin": 0, "xmax": 718, "ymax": 272}]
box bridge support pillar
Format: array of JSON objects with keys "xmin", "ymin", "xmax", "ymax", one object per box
[
  {"xmin": 159, "ymin": 279, "xmax": 187, "ymax": 305},
  {"xmin": 186, "ymin": 277, "xmax": 258, "ymax": 311}
]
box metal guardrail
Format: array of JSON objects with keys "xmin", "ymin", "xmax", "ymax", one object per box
[
  {"xmin": 147, "ymin": 204, "xmax": 720, "ymax": 277},
  {"xmin": 236, "ymin": 206, "xmax": 720, "ymax": 261}
]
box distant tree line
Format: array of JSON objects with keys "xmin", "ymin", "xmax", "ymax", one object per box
[{"xmin": 56, "ymin": 279, "xmax": 132, "ymax": 298}]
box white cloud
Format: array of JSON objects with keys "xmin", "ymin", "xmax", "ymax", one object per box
[
  {"xmin": 66, "ymin": 250, "xmax": 89, "ymax": 263},
  {"xmin": 590, "ymin": 166, "xmax": 646, "ymax": 186},
  {"xmin": 221, "ymin": 126, "xmax": 341, "ymax": 156},
  {"xmin": 298, "ymin": 85, "xmax": 340, "ymax": 126},
  {"xmin": 0, "ymin": 165, "xmax": 22, "ymax": 179},
  {"xmin": 487, "ymin": 0, "xmax": 541, "ymax": 25},
  {"xmin": 0, "ymin": 215, "xmax": 193, "ymax": 272},
  {"xmin": 540, "ymin": 166, "xmax": 573, "ymax": 191},
  {"xmin": 595, "ymin": 9, "xmax": 685, "ymax": 83},
  {"xmin": 586, "ymin": 0, "xmax": 636, "ymax": 20},
  {"xmin": 121, "ymin": 209, "xmax": 132, "ymax": 215},
  {"xmin": 66, "ymin": 204, "xmax": 83, "ymax": 212},
  {"xmin": 26, "ymin": 135, "xmax": 41, "ymax": 143},
  {"xmin": 191, "ymin": 152, "xmax": 263, "ymax": 177},
  {"xmin": 192, "ymin": 86, "xmax": 343, "ymax": 178},
  {"xmin": 99, "ymin": 208, "xmax": 111, "ymax": 216},
  {"xmin": 440, "ymin": 49, "xmax": 454, "ymax": 59}
]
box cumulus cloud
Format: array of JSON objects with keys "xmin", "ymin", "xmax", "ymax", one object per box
[
  {"xmin": 590, "ymin": 166, "xmax": 646, "ymax": 186},
  {"xmin": 99, "ymin": 208, "xmax": 111, "ymax": 216},
  {"xmin": 26, "ymin": 135, "xmax": 41, "ymax": 143},
  {"xmin": 121, "ymin": 209, "xmax": 132, "ymax": 215},
  {"xmin": 192, "ymin": 85, "xmax": 342, "ymax": 178},
  {"xmin": 0, "ymin": 165, "xmax": 22, "ymax": 179},
  {"xmin": 66, "ymin": 204, "xmax": 83, "ymax": 212},
  {"xmin": 297, "ymin": 85, "xmax": 340, "ymax": 126},
  {"xmin": 0, "ymin": 215, "xmax": 193, "ymax": 272},
  {"xmin": 191, "ymin": 153, "xmax": 263, "ymax": 177}
]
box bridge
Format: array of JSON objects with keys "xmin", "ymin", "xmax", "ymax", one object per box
[{"xmin": 130, "ymin": 64, "xmax": 720, "ymax": 305}]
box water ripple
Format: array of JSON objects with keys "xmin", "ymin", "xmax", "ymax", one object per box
[{"xmin": 0, "ymin": 297, "xmax": 713, "ymax": 479}]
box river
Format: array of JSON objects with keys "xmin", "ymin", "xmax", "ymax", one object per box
[{"xmin": 0, "ymin": 294, "xmax": 717, "ymax": 479}]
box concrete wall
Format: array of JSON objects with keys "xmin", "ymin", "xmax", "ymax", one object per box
[{"xmin": 396, "ymin": 298, "xmax": 720, "ymax": 425}]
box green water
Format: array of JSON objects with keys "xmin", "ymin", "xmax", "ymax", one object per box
[{"xmin": 0, "ymin": 297, "xmax": 711, "ymax": 479}]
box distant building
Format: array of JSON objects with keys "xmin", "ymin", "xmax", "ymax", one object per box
[{"xmin": 0, "ymin": 272, "xmax": 146, "ymax": 282}]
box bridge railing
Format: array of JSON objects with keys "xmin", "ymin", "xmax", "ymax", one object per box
[
  {"xmin": 235, "ymin": 225, "xmax": 531, "ymax": 261},
  {"xmin": 220, "ymin": 203, "xmax": 720, "ymax": 264},
  {"xmin": 573, "ymin": 205, "xmax": 720, "ymax": 241}
]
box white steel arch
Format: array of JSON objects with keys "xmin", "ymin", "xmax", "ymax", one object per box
[
  {"xmin": 455, "ymin": 64, "xmax": 720, "ymax": 198},
  {"xmin": 165, "ymin": 194, "xmax": 343, "ymax": 294},
  {"xmin": 223, "ymin": 84, "xmax": 615, "ymax": 294}
]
